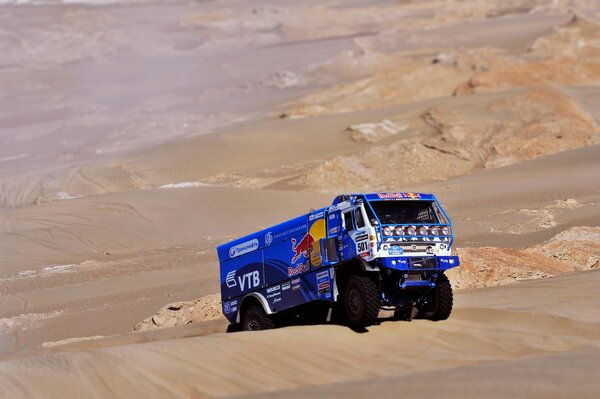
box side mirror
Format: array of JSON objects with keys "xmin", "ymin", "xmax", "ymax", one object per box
[{"xmin": 319, "ymin": 237, "xmax": 339, "ymax": 265}]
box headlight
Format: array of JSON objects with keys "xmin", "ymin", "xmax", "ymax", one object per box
[
  {"xmin": 383, "ymin": 226, "xmax": 392, "ymax": 236},
  {"xmin": 417, "ymin": 226, "xmax": 428, "ymax": 236},
  {"xmin": 429, "ymin": 226, "xmax": 439, "ymax": 236},
  {"xmin": 441, "ymin": 226, "xmax": 451, "ymax": 235},
  {"xmin": 406, "ymin": 226, "xmax": 416, "ymax": 236},
  {"xmin": 394, "ymin": 226, "xmax": 404, "ymax": 236}
]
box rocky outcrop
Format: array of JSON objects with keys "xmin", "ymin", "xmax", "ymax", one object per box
[
  {"xmin": 133, "ymin": 293, "xmax": 223, "ymax": 332},
  {"xmin": 448, "ymin": 226, "xmax": 600, "ymax": 289}
]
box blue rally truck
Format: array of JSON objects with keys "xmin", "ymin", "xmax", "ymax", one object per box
[{"xmin": 217, "ymin": 192, "xmax": 460, "ymax": 330}]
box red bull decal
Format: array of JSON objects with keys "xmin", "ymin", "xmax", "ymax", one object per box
[
  {"xmin": 377, "ymin": 192, "xmax": 421, "ymax": 199},
  {"xmin": 291, "ymin": 233, "xmax": 314, "ymax": 263},
  {"xmin": 288, "ymin": 261, "xmax": 310, "ymax": 277}
]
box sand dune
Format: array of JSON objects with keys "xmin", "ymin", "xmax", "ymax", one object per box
[{"xmin": 1, "ymin": 270, "xmax": 599, "ymax": 398}]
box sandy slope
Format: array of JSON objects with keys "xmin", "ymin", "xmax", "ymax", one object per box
[
  {"xmin": 1, "ymin": 270, "xmax": 599, "ymax": 399},
  {"xmin": 1, "ymin": 143, "xmax": 598, "ymax": 354}
]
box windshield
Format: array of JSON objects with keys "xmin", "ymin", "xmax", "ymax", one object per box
[{"xmin": 369, "ymin": 201, "xmax": 439, "ymax": 224}]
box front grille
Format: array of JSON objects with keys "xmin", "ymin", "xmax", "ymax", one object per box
[{"xmin": 394, "ymin": 243, "xmax": 432, "ymax": 253}]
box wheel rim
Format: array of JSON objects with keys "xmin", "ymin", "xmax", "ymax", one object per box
[
  {"xmin": 247, "ymin": 320, "xmax": 261, "ymax": 330},
  {"xmin": 348, "ymin": 287, "xmax": 362, "ymax": 315}
]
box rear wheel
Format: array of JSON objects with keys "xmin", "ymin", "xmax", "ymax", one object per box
[
  {"xmin": 342, "ymin": 275, "xmax": 380, "ymax": 328},
  {"xmin": 241, "ymin": 304, "xmax": 275, "ymax": 331},
  {"xmin": 417, "ymin": 274, "xmax": 453, "ymax": 321}
]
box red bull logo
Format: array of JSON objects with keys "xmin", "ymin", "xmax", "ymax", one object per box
[
  {"xmin": 377, "ymin": 192, "xmax": 421, "ymax": 199},
  {"xmin": 288, "ymin": 261, "xmax": 310, "ymax": 277},
  {"xmin": 291, "ymin": 233, "xmax": 314, "ymax": 263}
]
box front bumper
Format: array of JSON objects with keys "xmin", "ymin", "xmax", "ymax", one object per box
[{"xmin": 381, "ymin": 255, "xmax": 459, "ymax": 271}]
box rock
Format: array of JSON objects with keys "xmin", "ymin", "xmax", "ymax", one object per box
[
  {"xmin": 347, "ymin": 119, "xmax": 407, "ymax": 143},
  {"xmin": 151, "ymin": 315, "xmax": 165, "ymax": 326},
  {"xmin": 134, "ymin": 293, "xmax": 223, "ymax": 332}
]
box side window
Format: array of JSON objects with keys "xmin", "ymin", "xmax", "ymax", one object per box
[
  {"xmin": 354, "ymin": 208, "xmax": 365, "ymax": 228},
  {"xmin": 343, "ymin": 211, "xmax": 353, "ymax": 230}
]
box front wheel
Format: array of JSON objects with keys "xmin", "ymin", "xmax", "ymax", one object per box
[
  {"xmin": 342, "ymin": 275, "xmax": 380, "ymax": 328},
  {"xmin": 416, "ymin": 274, "xmax": 453, "ymax": 321},
  {"xmin": 241, "ymin": 305, "xmax": 275, "ymax": 331}
]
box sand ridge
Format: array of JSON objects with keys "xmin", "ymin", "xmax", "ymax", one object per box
[{"xmin": 1, "ymin": 270, "xmax": 599, "ymax": 398}]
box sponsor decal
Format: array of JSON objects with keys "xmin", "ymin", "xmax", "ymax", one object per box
[
  {"xmin": 227, "ymin": 270, "xmax": 261, "ymax": 291},
  {"xmin": 282, "ymin": 282, "xmax": 291, "ymax": 291},
  {"xmin": 273, "ymin": 297, "xmax": 281, "ymax": 303},
  {"xmin": 225, "ymin": 270, "xmax": 237, "ymax": 288},
  {"xmin": 291, "ymin": 233, "xmax": 314, "ymax": 263},
  {"xmin": 292, "ymin": 283, "xmax": 301, "ymax": 291},
  {"xmin": 265, "ymin": 232, "xmax": 273, "ymax": 247},
  {"xmin": 291, "ymin": 278, "xmax": 300, "ymax": 284},
  {"xmin": 223, "ymin": 302, "xmax": 231, "ymax": 313},
  {"xmin": 318, "ymin": 281, "xmax": 330, "ymax": 295},
  {"xmin": 316, "ymin": 270, "xmax": 328, "ymax": 280},
  {"xmin": 377, "ymin": 192, "xmax": 421, "ymax": 200},
  {"xmin": 388, "ymin": 246, "xmax": 404, "ymax": 255},
  {"xmin": 309, "ymin": 211, "xmax": 324, "ymax": 221},
  {"xmin": 273, "ymin": 224, "xmax": 308, "ymax": 240},
  {"xmin": 266, "ymin": 285, "xmax": 281, "ymax": 294},
  {"xmin": 316, "ymin": 270, "xmax": 330, "ymax": 295},
  {"xmin": 267, "ymin": 291, "xmax": 281, "ymax": 299},
  {"xmin": 328, "ymin": 227, "xmax": 339, "ymax": 235},
  {"xmin": 239, "ymin": 271, "xmax": 261, "ymax": 291},
  {"xmin": 355, "ymin": 233, "xmax": 368, "ymax": 242},
  {"xmin": 229, "ymin": 239, "xmax": 259, "ymax": 258},
  {"xmin": 288, "ymin": 261, "xmax": 310, "ymax": 277}
]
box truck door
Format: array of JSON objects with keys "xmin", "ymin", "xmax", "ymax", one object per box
[
  {"xmin": 318, "ymin": 209, "xmax": 342, "ymax": 266},
  {"xmin": 340, "ymin": 209, "xmax": 356, "ymax": 260},
  {"xmin": 350, "ymin": 206, "xmax": 370, "ymax": 258}
]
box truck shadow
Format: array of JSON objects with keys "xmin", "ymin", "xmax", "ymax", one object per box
[{"xmin": 226, "ymin": 316, "xmax": 412, "ymax": 334}]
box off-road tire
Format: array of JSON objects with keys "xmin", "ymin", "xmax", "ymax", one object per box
[
  {"xmin": 417, "ymin": 274, "xmax": 453, "ymax": 321},
  {"xmin": 342, "ymin": 275, "xmax": 380, "ymax": 328},
  {"xmin": 241, "ymin": 305, "xmax": 275, "ymax": 331}
]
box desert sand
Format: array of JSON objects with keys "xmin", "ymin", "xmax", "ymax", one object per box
[{"xmin": 1, "ymin": 0, "xmax": 600, "ymax": 397}]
